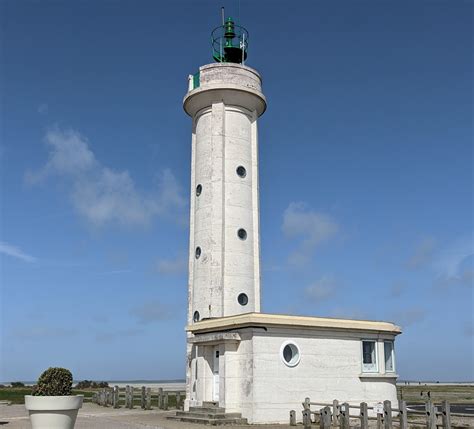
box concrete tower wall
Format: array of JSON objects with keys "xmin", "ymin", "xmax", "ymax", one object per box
[{"xmin": 184, "ymin": 64, "xmax": 266, "ymax": 323}]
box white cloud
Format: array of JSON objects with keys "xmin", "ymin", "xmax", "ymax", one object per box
[
  {"xmin": 12, "ymin": 327, "xmax": 77, "ymax": 340},
  {"xmin": 282, "ymin": 202, "xmax": 339, "ymax": 265},
  {"xmin": 0, "ymin": 241, "xmax": 37, "ymax": 263},
  {"xmin": 26, "ymin": 127, "xmax": 186, "ymax": 227},
  {"xmin": 305, "ymin": 276, "xmax": 338, "ymax": 301},
  {"xmin": 155, "ymin": 254, "xmax": 187, "ymax": 275},
  {"xmin": 130, "ymin": 301, "xmax": 172, "ymax": 324},
  {"xmin": 406, "ymin": 236, "xmax": 437, "ymax": 270}
]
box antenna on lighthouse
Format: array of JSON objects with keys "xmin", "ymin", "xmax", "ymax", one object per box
[{"xmin": 211, "ymin": 11, "xmax": 248, "ymax": 64}]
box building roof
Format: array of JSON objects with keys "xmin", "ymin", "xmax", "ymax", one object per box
[{"xmin": 186, "ymin": 312, "xmax": 401, "ymax": 335}]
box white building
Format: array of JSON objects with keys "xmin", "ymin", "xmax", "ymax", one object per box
[{"xmin": 180, "ymin": 18, "xmax": 401, "ymax": 424}]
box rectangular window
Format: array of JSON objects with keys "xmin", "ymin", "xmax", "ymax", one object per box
[
  {"xmin": 362, "ymin": 340, "xmax": 377, "ymax": 372},
  {"xmin": 384, "ymin": 341, "xmax": 395, "ymax": 372}
]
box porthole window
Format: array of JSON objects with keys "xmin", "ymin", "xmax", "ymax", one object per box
[
  {"xmin": 280, "ymin": 341, "xmax": 301, "ymax": 367},
  {"xmin": 237, "ymin": 228, "xmax": 247, "ymax": 240},
  {"xmin": 237, "ymin": 293, "xmax": 248, "ymax": 306},
  {"xmin": 236, "ymin": 166, "xmax": 247, "ymax": 178},
  {"xmin": 195, "ymin": 247, "xmax": 201, "ymax": 259},
  {"xmin": 196, "ymin": 184, "xmax": 202, "ymax": 196},
  {"xmin": 193, "ymin": 311, "xmax": 200, "ymax": 322}
]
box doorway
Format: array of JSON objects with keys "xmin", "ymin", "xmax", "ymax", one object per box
[{"xmin": 212, "ymin": 346, "xmax": 219, "ymax": 402}]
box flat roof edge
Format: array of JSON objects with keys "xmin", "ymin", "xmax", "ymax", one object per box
[{"xmin": 186, "ymin": 312, "xmax": 402, "ymax": 335}]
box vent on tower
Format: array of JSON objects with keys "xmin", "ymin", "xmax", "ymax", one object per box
[{"xmin": 212, "ymin": 10, "xmax": 248, "ymax": 64}]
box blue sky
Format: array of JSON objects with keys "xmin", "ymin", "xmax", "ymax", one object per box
[{"xmin": 0, "ymin": 0, "xmax": 472, "ymax": 382}]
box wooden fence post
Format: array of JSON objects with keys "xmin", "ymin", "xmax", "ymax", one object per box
[
  {"xmin": 332, "ymin": 400, "xmax": 339, "ymax": 426},
  {"xmin": 158, "ymin": 387, "xmax": 163, "ymax": 409},
  {"xmin": 426, "ymin": 401, "xmax": 436, "ymax": 429},
  {"xmin": 303, "ymin": 410, "xmax": 311, "ymax": 429},
  {"xmin": 290, "ymin": 410, "xmax": 297, "ymax": 426},
  {"xmin": 383, "ymin": 400, "xmax": 392, "ymax": 429},
  {"xmin": 377, "ymin": 411, "xmax": 383, "ymax": 429},
  {"xmin": 141, "ymin": 386, "xmax": 146, "ymax": 409},
  {"xmin": 146, "ymin": 388, "xmax": 152, "ymax": 410},
  {"xmin": 304, "ymin": 397, "xmax": 311, "ymax": 410},
  {"xmin": 321, "ymin": 406, "xmax": 332, "ymax": 429},
  {"xmin": 176, "ymin": 392, "xmax": 181, "ymax": 409},
  {"xmin": 129, "ymin": 386, "xmax": 134, "ymax": 409},
  {"xmin": 113, "ymin": 386, "xmax": 119, "ymax": 408},
  {"xmin": 125, "ymin": 385, "xmax": 130, "ymax": 408},
  {"xmin": 341, "ymin": 403, "xmax": 350, "ymax": 429},
  {"xmin": 360, "ymin": 402, "xmax": 369, "ymax": 429},
  {"xmin": 399, "ymin": 401, "xmax": 407, "ymax": 429},
  {"xmin": 163, "ymin": 392, "xmax": 169, "ymax": 410},
  {"xmin": 441, "ymin": 401, "xmax": 451, "ymax": 429}
]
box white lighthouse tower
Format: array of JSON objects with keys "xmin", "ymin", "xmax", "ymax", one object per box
[
  {"xmin": 178, "ymin": 16, "xmax": 401, "ymax": 425},
  {"xmin": 183, "ymin": 18, "xmax": 266, "ymax": 323}
]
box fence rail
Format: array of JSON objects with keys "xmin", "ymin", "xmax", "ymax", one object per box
[
  {"xmin": 91, "ymin": 386, "xmax": 185, "ymax": 411},
  {"xmin": 293, "ymin": 398, "xmax": 473, "ymax": 429}
]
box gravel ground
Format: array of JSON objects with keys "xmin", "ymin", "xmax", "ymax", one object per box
[{"xmin": 0, "ymin": 403, "xmax": 289, "ymax": 429}]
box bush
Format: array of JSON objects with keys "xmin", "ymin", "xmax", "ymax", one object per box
[
  {"xmin": 32, "ymin": 367, "xmax": 73, "ymax": 396},
  {"xmin": 74, "ymin": 380, "xmax": 109, "ymax": 389},
  {"xmin": 11, "ymin": 382, "xmax": 25, "ymax": 388}
]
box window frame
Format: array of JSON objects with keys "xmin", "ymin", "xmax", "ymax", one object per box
[
  {"xmin": 361, "ymin": 340, "xmax": 378, "ymax": 373},
  {"xmin": 280, "ymin": 340, "xmax": 301, "ymax": 368},
  {"xmin": 383, "ymin": 340, "xmax": 395, "ymax": 373}
]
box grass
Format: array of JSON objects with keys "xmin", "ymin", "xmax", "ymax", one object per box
[
  {"xmin": 0, "ymin": 388, "xmax": 96, "ymax": 405},
  {"xmin": 397, "ymin": 384, "xmax": 474, "ymax": 404}
]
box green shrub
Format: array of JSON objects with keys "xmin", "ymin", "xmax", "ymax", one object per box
[
  {"xmin": 32, "ymin": 367, "xmax": 73, "ymax": 396},
  {"xmin": 75, "ymin": 380, "xmax": 109, "ymax": 389},
  {"xmin": 11, "ymin": 382, "xmax": 25, "ymax": 388}
]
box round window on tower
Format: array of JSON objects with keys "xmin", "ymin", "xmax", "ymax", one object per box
[
  {"xmin": 196, "ymin": 184, "xmax": 202, "ymax": 196},
  {"xmin": 237, "ymin": 293, "xmax": 248, "ymax": 306},
  {"xmin": 236, "ymin": 165, "xmax": 247, "ymax": 178},
  {"xmin": 195, "ymin": 247, "xmax": 201, "ymax": 259},
  {"xmin": 280, "ymin": 341, "xmax": 301, "ymax": 367},
  {"xmin": 237, "ymin": 228, "xmax": 247, "ymax": 240},
  {"xmin": 193, "ymin": 311, "xmax": 200, "ymax": 322}
]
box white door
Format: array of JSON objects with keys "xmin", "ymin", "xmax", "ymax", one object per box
[{"xmin": 213, "ymin": 347, "xmax": 219, "ymax": 402}]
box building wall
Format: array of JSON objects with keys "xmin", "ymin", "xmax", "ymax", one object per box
[
  {"xmin": 186, "ymin": 64, "xmax": 265, "ymax": 322},
  {"xmin": 213, "ymin": 327, "xmax": 398, "ymax": 423}
]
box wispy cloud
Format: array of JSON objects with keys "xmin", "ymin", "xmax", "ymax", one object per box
[
  {"xmin": 154, "ymin": 254, "xmax": 187, "ymax": 275},
  {"xmin": 390, "ymin": 281, "xmax": 409, "ymax": 298},
  {"xmin": 130, "ymin": 301, "xmax": 172, "ymax": 324},
  {"xmin": 392, "ymin": 308, "xmax": 426, "ymax": 328},
  {"xmin": 95, "ymin": 328, "xmax": 144, "ymax": 343},
  {"xmin": 37, "ymin": 103, "xmax": 49, "ymax": 115},
  {"xmin": 0, "ymin": 241, "xmax": 37, "ymax": 263},
  {"xmin": 12, "ymin": 327, "xmax": 77, "ymax": 340},
  {"xmin": 25, "ymin": 127, "xmax": 186, "ymax": 227},
  {"xmin": 305, "ymin": 276, "xmax": 338, "ymax": 301},
  {"xmin": 282, "ymin": 202, "xmax": 339, "ymax": 265},
  {"xmin": 433, "ymin": 235, "xmax": 473, "ymax": 289},
  {"xmin": 406, "ymin": 236, "xmax": 437, "ymax": 270}
]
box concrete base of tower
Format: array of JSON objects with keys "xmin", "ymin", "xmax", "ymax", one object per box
[{"xmin": 184, "ymin": 312, "xmax": 401, "ymax": 424}]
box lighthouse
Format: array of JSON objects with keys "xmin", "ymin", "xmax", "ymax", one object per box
[
  {"xmin": 183, "ymin": 17, "xmax": 266, "ymax": 323},
  {"xmin": 177, "ymin": 16, "xmax": 401, "ymax": 424}
]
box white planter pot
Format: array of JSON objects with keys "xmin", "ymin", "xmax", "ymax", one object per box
[{"xmin": 25, "ymin": 395, "xmax": 83, "ymax": 429}]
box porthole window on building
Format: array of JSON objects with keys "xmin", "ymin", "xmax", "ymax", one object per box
[
  {"xmin": 236, "ymin": 165, "xmax": 247, "ymax": 178},
  {"xmin": 195, "ymin": 247, "xmax": 201, "ymax": 259},
  {"xmin": 237, "ymin": 293, "xmax": 248, "ymax": 306},
  {"xmin": 362, "ymin": 340, "xmax": 378, "ymax": 372},
  {"xmin": 280, "ymin": 341, "xmax": 300, "ymax": 367},
  {"xmin": 193, "ymin": 311, "xmax": 200, "ymax": 322},
  {"xmin": 237, "ymin": 228, "xmax": 247, "ymax": 240},
  {"xmin": 196, "ymin": 184, "xmax": 202, "ymax": 196},
  {"xmin": 384, "ymin": 341, "xmax": 395, "ymax": 372}
]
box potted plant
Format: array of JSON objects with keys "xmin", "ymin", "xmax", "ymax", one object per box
[{"xmin": 25, "ymin": 367, "xmax": 83, "ymax": 429}]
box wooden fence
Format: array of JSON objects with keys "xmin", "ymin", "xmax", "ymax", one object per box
[
  {"xmin": 91, "ymin": 386, "xmax": 185, "ymax": 411},
  {"xmin": 292, "ymin": 398, "xmax": 473, "ymax": 429}
]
